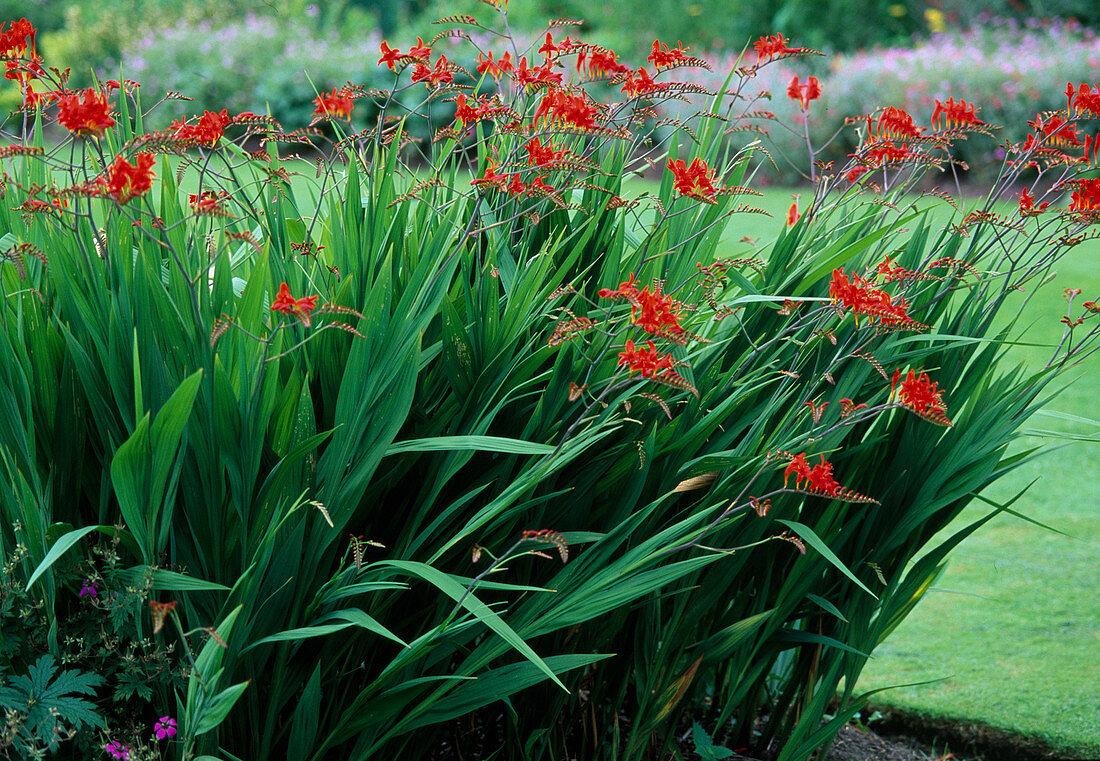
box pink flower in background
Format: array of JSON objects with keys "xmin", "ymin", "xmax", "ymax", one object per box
[
  {"xmin": 154, "ymin": 716, "xmax": 178, "ymax": 740},
  {"xmin": 105, "ymin": 741, "xmax": 130, "ymax": 760}
]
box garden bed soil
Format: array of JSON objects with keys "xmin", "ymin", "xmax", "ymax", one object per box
[{"xmin": 822, "ymin": 706, "xmax": 1086, "ymax": 761}]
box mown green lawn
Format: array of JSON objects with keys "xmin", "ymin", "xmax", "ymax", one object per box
[{"xmin": 853, "ymin": 230, "xmax": 1100, "ymax": 757}]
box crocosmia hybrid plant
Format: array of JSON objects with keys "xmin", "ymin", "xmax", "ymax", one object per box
[{"xmin": 1, "ymin": 5, "xmax": 1098, "ymax": 760}]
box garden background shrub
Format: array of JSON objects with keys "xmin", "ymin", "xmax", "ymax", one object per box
[{"xmin": 667, "ymin": 15, "xmax": 1100, "ymax": 185}]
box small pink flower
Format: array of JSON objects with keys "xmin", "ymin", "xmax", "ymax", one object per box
[
  {"xmin": 105, "ymin": 741, "xmax": 130, "ymax": 760},
  {"xmin": 154, "ymin": 715, "xmax": 177, "ymax": 740},
  {"xmin": 79, "ymin": 578, "xmax": 98, "ymax": 598}
]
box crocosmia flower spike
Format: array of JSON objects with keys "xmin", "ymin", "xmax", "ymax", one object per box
[
  {"xmin": 781, "ymin": 452, "xmax": 878, "ymax": 503},
  {"xmin": 271, "ymin": 282, "xmax": 320, "ymax": 327},
  {"xmin": 891, "ymin": 368, "xmax": 952, "ymax": 427},
  {"xmin": 56, "ymin": 88, "xmax": 115, "ymax": 138}
]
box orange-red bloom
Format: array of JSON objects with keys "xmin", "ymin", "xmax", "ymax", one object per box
[
  {"xmin": 621, "ymin": 66, "xmax": 665, "ymax": 97},
  {"xmin": 525, "ymin": 136, "xmax": 567, "ymax": 166},
  {"xmin": 534, "ymin": 87, "xmax": 599, "ymax": 130},
  {"xmin": 1068, "ymin": 178, "xmax": 1100, "ymax": 212},
  {"xmin": 786, "ymin": 75, "xmax": 821, "ymax": 110},
  {"xmin": 0, "ymin": 18, "xmax": 35, "ymax": 58},
  {"xmin": 931, "ymin": 97, "xmax": 983, "ymax": 131},
  {"xmin": 782, "ymin": 452, "xmax": 878, "ymax": 502},
  {"xmin": 313, "ymin": 87, "xmax": 355, "ymax": 119},
  {"xmin": 1028, "ymin": 112, "xmax": 1081, "ymax": 148},
  {"xmin": 648, "ymin": 39, "xmax": 689, "ymax": 69},
  {"xmin": 56, "ymin": 88, "xmax": 115, "ymax": 138},
  {"xmin": 98, "ymin": 153, "xmax": 156, "ymax": 204},
  {"xmin": 476, "ymin": 50, "xmax": 513, "ymax": 80},
  {"xmin": 378, "ymin": 40, "xmax": 402, "ymax": 70},
  {"xmin": 271, "ymin": 282, "xmax": 320, "ymax": 327},
  {"xmin": 753, "ymin": 33, "xmax": 793, "ymax": 61},
  {"xmin": 4, "ymin": 54, "xmax": 45, "ymax": 85},
  {"xmin": 578, "ymin": 46, "xmax": 629, "ymax": 79},
  {"xmin": 667, "ymin": 157, "xmax": 717, "ymax": 201},
  {"xmin": 783, "ymin": 454, "xmax": 839, "ymax": 495},
  {"xmin": 786, "ymin": 199, "xmax": 800, "ymax": 226},
  {"xmin": 1066, "ymin": 82, "xmax": 1100, "ymax": 116},
  {"xmin": 411, "ymin": 54, "xmax": 455, "ymax": 88},
  {"xmin": 870, "ymin": 106, "xmax": 923, "ymax": 141},
  {"xmin": 469, "ymin": 158, "xmax": 508, "ymax": 191},
  {"xmin": 408, "ymin": 36, "xmax": 431, "ymax": 60},
  {"xmin": 829, "ymin": 267, "xmax": 925, "ymax": 329},
  {"xmin": 1018, "ymin": 187, "xmax": 1049, "ymax": 216},
  {"xmin": 171, "ymin": 109, "xmax": 232, "ymax": 146},
  {"xmin": 599, "ymin": 273, "xmax": 685, "ymax": 339},
  {"xmin": 892, "ymin": 368, "xmax": 952, "ymax": 426},
  {"xmin": 617, "ymin": 338, "xmax": 674, "ymax": 377}
]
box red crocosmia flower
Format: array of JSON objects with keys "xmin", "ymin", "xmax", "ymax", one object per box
[
  {"xmin": 1066, "ymin": 82, "xmax": 1100, "ymax": 116},
  {"xmin": 0, "ymin": 18, "xmax": 35, "ymax": 58},
  {"xmin": 453, "ymin": 93, "xmax": 480, "ymax": 127},
  {"xmin": 271, "ymin": 282, "xmax": 320, "ymax": 327},
  {"xmin": 528, "ymin": 175, "xmax": 555, "ymax": 194},
  {"xmin": 313, "ymin": 87, "xmax": 355, "ymax": 120},
  {"xmin": 98, "ymin": 153, "xmax": 156, "ymax": 204},
  {"xmin": 21, "ymin": 86, "xmax": 58, "ymax": 110},
  {"xmin": 892, "ymin": 368, "xmax": 952, "ymax": 426},
  {"xmin": 505, "ymin": 174, "xmax": 526, "ymax": 196},
  {"xmin": 421, "ymin": 54, "xmax": 454, "ymax": 88},
  {"xmin": 535, "ymin": 88, "xmax": 599, "ymax": 130},
  {"xmin": 525, "ymin": 137, "xmax": 567, "ymax": 166},
  {"xmin": 632, "ymin": 286, "xmax": 683, "ymax": 337},
  {"xmin": 513, "ymin": 56, "xmax": 539, "ymax": 88},
  {"xmin": 1069, "ymin": 178, "xmax": 1100, "ymax": 212},
  {"xmin": 786, "ymin": 75, "xmax": 820, "ymax": 110},
  {"xmin": 621, "ymin": 66, "xmax": 665, "ymax": 97},
  {"xmin": 476, "ymin": 50, "xmax": 512, "ymax": 80},
  {"xmin": 667, "ymin": 157, "xmax": 717, "ymax": 202},
  {"xmin": 56, "ymin": 88, "xmax": 115, "ymax": 138},
  {"xmin": 870, "ymin": 106, "xmax": 923, "ymax": 141},
  {"xmin": 931, "ymin": 97, "xmax": 983, "ymax": 131},
  {"xmin": 1018, "ymin": 188, "xmax": 1049, "ymax": 217},
  {"xmin": 1081, "ymin": 134, "xmax": 1100, "ymax": 168},
  {"xmin": 538, "ymin": 32, "xmax": 559, "ymax": 61},
  {"xmin": 4, "ymin": 55, "xmax": 45, "ymax": 85},
  {"xmin": 782, "ymin": 452, "xmax": 878, "ymax": 502},
  {"xmin": 469, "ymin": 159, "xmax": 508, "ymax": 191},
  {"xmin": 753, "ymin": 33, "xmax": 792, "ymax": 61},
  {"xmin": 845, "ymin": 164, "xmax": 870, "ymax": 182},
  {"xmin": 783, "ymin": 452, "xmax": 811, "ymax": 488},
  {"xmin": 786, "ymin": 199, "xmax": 800, "ymax": 226},
  {"xmin": 806, "ymin": 455, "xmax": 840, "ymax": 494},
  {"xmin": 580, "ymin": 46, "xmax": 629, "ymax": 79},
  {"xmin": 829, "ymin": 268, "xmax": 926, "ymax": 329},
  {"xmin": 599, "ymin": 273, "xmax": 685, "ymax": 339},
  {"xmin": 378, "ymin": 40, "xmax": 402, "ymax": 70},
  {"xmin": 408, "ymin": 36, "xmax": 431, "ymax": 60},
  {"xmin": 171, "ymin": 109, "xmax": 232, "ymax": 146},
  {"xmin": 1028, "ymin": 112, "xmax": 1081, "ymax": 148},
  {"xmin": 189, "ymin": 190, "xmax": 231, "ymax": 216},
  {"xmin": 617, "ymin": 339, "xmax": 675, "ymax": 378},
  {"xmin": 648, "ymin": 39, "xmax": 689, "ymax": 69}
]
